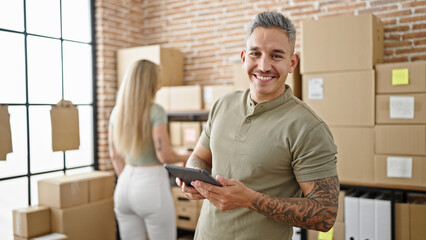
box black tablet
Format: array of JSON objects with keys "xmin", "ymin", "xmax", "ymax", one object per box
[{"xmin": 164, "ymin": 164, "xmax": 222, "ymax": 187}]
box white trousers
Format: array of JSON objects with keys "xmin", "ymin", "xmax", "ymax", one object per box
[{"xmin": 114, "ymin": 165, "xmax": 176, "ymax": 240}]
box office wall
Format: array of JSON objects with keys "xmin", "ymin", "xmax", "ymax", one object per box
[{"xmin": 96, "ymin": 0, "xmax": 426, "ymax": 170}]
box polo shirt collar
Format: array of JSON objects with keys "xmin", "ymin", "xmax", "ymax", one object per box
[{"xmin": 246, "ymin": 85, "xmax": 293, "ymax": 114}]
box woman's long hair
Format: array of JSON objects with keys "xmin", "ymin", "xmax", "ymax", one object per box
[{"xmin": 113, "ymin": 59, "xmax": 160, "ymax": 158}]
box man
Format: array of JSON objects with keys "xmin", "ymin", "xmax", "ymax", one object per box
[{"xmin": 178, "ymin": 11, "xmax": 339, "ymax": 239}]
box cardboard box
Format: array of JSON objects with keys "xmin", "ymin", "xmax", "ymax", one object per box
[
  {"xmin": 13, "ymin": 206, "xmax": 51, "ymax": 238},
  {"xmin": 375, "ymin": 155, "xmax": 426, "ymax": 188},
  {"xmin": 395, "ymin": 203, "xmax": 410, "ymax": 240},
  {"xmin": 169, "ymin": 85, "xmax": 203, "ymax": 111},
  {"xmin": 301, "ymin": 14, "xmax": 383, "ymax": 74},
  {"xmin": 181, "ymin": 122, "xmax": 201, "ymax": 147},
  {"xmin": 117, "ymin": 45, "xmax": 183, "ymax": 87},
  {"xmin": 169, "ymin": 122, "xmax": 183, "ymax": 146},
  {"xmin": 376, "ymin": 61, "xmax": 426, "ymax": 94},
  {"xmin": 410, "ymin": 203, "xmax": 426, "ymax": 240},
  {"xmin": 330, "ymin": 127, "xmax": 375, "ymax": 183},
  {"xmin": 155, "ymin": 86, "xmax": 171, "ymax": 111},
  {"xmin": 38, "ymin": 175, "xmax": 89, "ymax": 209},
  {"xmin": 38, "ymin": 171, "xmax": 115, "ymax": 208},
  {"xmin": 202, "ymin": 85, "xmax": 235, "ymax": 110},
  {"xmin": 73, "ymin": 171, "xmax": 115, "ymax": 202},
  {"xmin": 232, "ymin": 62, "xmax": 302, "ymax": 99},
  {"xmin": 51, "ymin": 198, "xmax": 115, "ymax": 240},
  {"xmin": 302, "ymin": 70, "xmax": 375, "ymax": 127},
  {"xmin": 376, "ymin": 93, "xmax": 426, "ymax": 124},
  {"xmin": 375, "ymin": 125, "xmax": 426, "ymax": 156}
]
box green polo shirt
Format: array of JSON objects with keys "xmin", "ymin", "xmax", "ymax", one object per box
[{"xmin": 195, "ymin": 86, "xmax": 338, "ymax": 240}]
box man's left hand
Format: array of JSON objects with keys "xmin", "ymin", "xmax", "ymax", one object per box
[{"xmin": 191, "ymin": 175, "xmax": 256, "ymax": 211}]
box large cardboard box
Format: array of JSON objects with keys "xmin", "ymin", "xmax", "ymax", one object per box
[
  {"xmin": 38, "ymin": 171, "xmax": 115, "ymax": 208},
  {"xmin": 374, "ymin": 155, "xmax": 426, "ymax": 188},
  {"xmin": 117, "ymin": 45, "xmax": 183, "ymax": 87},
  {"xmin": 375, "ymin": 125, "xmax": 426, "ymax": 156},
  {"xmin": 376, "ymin": 93, "xmax": 426, "ymax": 124},
  {"xmin": 13, "ymin": 206, "xmax": 51, "ymax": 238},
  {"xmin": 301, "ymin": 14, "xmax": 383, "ymax": 74},
  {"xmin": 330, "ymin": 127, "xmax": 375, "ymax": 184},
  {"xmin": 38, "ymin": 175, "xmax": 89, "ymax": 209},
  {"xmin": 51, "ymin": 198, "xmax": 115, "ymax": 240},
  {"xmin": 376, "ymin": 61, "xmax": 426, "ymax": 94},
  {"xmin": 202, "ymin": 85, "xmax": 235, "ymax": 110},
  {"xmin": 232, "ymin": 62, "xmax": 302, "ymax": 99},
  {"xmin": 302, "ymin": 70, "xmax": 375, "ymax": 127},
  {"xmin": 169, "ymin": 85, "xmax": 203, "ymax": 111}
]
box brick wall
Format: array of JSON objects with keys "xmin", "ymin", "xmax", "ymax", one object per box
[{"xmin": 96, "ymin": 0, "xmax": 426, "ymax": 170}]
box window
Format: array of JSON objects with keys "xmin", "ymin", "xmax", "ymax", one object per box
[{"xmin": 0, "ymin": 1, "xmax": 96, "ymax": 239}]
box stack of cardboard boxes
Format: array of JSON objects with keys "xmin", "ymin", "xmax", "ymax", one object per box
[
  {"xmin": 13, "ymin": 171, "xmax": 116, "ymax": 240},
  {"xmin": 301, "ymin": 13, "xmax": 384, "ymax": 239}
]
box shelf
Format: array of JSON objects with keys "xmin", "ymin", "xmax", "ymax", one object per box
[
  {"xmin": 340, "ymin": 181, "xmax": 426, "ymax": 193},
  {"xmin": 167, "ymin": 111, "xmax": 209, "ymax": 122}
]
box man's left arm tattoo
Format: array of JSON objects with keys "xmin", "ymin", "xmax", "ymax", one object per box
[{"xmin": 248, "ymin": 176, "xmax": 339, "ymax": 231}]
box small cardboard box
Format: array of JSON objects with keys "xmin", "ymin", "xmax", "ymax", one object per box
[
  {"xmin": 202, "ymin": 85, "xmax": 235, "ymax": 110},
  {"xmin": 51, "ymin": 198, "xmax": 115, "ymax": 240},
  {"xmin": 376, "ymin": 93, "xmax": 426, "ymax": 124},
  {"xmin": 375, "ymin": 125, "xmax": 426, "ymax": 156},
  {"xmin": 330, "ymin": 127, "xmax": 375, "ymax": 184},
  {"xmin": 181, "ymin": 122, "xmax": 201, "ymax": 147},
  {"xmin": 74, "ymin": 171, "xmax": 115, "ymax": 202},
  {"xmin": 301, "ymin": 14, "xmax": 383, "ymax": 74},
  {"xmin": 13, "ymin": 206, "xmax": 51, "ymax": 238},
  {"xmin": 169, "ymin": 85, "xmax": 203, "ymax": 111},
  {"xmin": 117, "ymin": 45, "xmax": 183, "ymax": 87},
  {"xmin": 303, "ymin": 70, "xmax": 375, "ymax": 127},
  {"xmin": 376, "ymin": 61, "xmax": 426, "ymax": 94},
  {"xmin": 38, "ymin": 176, "xmax": 89, "ymax": 209},
  {"xmin": 374, "ymin": 155, "xmax": 426, "ymax": 188}
]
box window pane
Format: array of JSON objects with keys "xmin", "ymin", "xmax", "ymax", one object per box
[
  {"xmin": 0, "ymin": 178, "xmax": 28, "ymax": 240},
  {"xmin": 27, "ymin": 36, "xmax": 62, "ymax": 104},
  {"xmin": 30, "ymin": 171, "xmax": 64, "ymax": 206},
  {"xmin": 0, "ymin": 106, "xmax": 27, "ymax": 178},
  {"xmin": 26, "ymin": 0, "xmax": 60, "ymax": 38},
  {"xmin": 29, "ymin": 106, "xmax": 63, "ymax": 173},
  {"xmin": 62, "ymin": 0, "xmax": 92, "ymax": 43},
  {"xmin": 0, "ymin": 32, "xmax": 26, "ymax": 103},
  {"xmin": 0, "ymin": 0, "xmax": 24, "ymax": 31},
  {"xmin": 63, "ymin": 41, "xmax": 93, "ymax": 104},
  {"xmin": 66, "ymin": 106, "xmax": 94, "ymax": 168}
]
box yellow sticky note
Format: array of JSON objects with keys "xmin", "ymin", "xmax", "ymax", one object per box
[
  {"xmin": 392, "ymin": 68, "xmax": 409, "ymax": 85},
  {"xmin": 318, "ymin": 227, "xmax": 333, "ymax": 240}
]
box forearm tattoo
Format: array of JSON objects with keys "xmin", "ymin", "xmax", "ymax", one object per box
[
  {"xmin": 186, "ymin": 157, "xmax": 211, "ymax": 172},
  {"xmin": 249, "ymin": 176, "xmax": 339, "ymax": 231}
]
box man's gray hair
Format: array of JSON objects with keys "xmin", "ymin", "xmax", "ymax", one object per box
[{"xmin": 247, "ymin": 11, "xmax": 296, "ymax": 43}]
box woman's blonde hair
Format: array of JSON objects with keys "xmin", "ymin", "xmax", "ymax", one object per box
[{"xmin": 113, "ymin": 59, "xmax": 160, "ymax": 158}]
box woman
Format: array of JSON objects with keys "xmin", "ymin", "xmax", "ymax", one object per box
[{"xmin": 109, "ymin": 59, "xmax": 190, "ymax": 240}]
